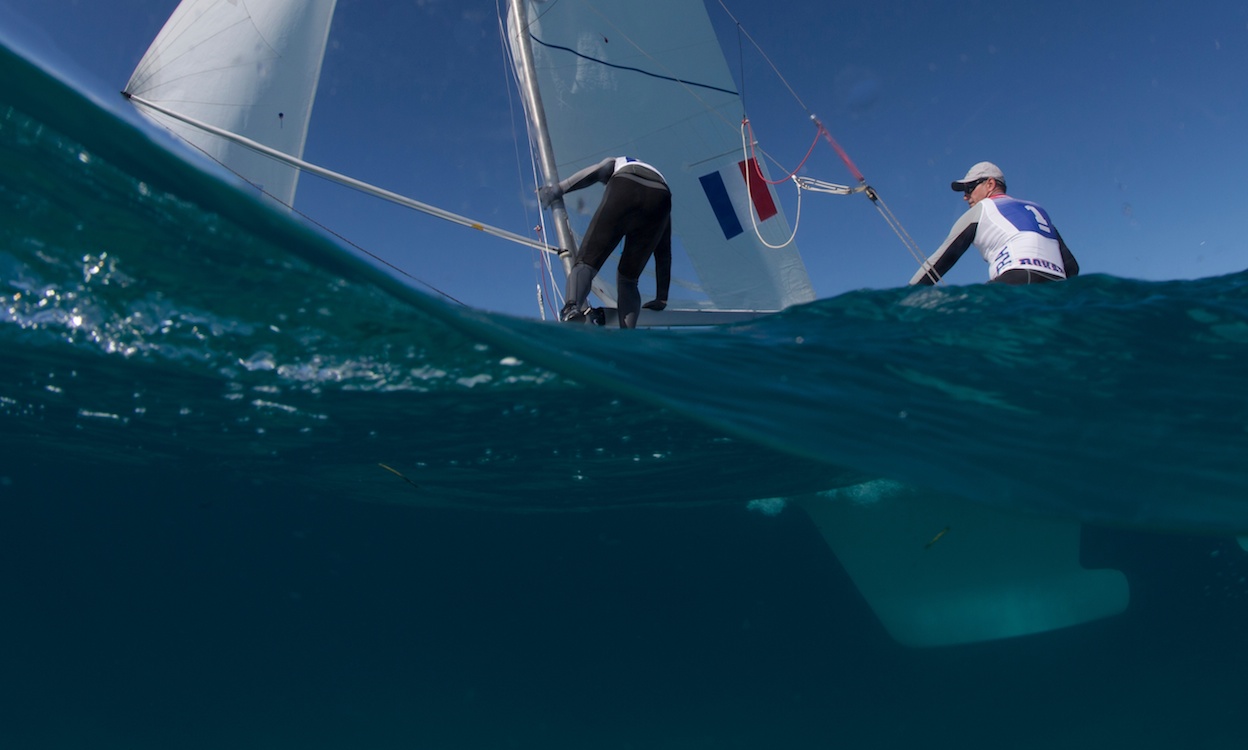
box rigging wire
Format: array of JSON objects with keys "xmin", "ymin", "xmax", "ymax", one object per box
[
  {"xmin": 496, "ymin": 0, "xmax": 564, "ymax": 319},
  {"xmin": 141, "ymin": 116, "xmax": 471, "ymax": 307},
  {"xmin": 713, "ymin": 0, "xmax": 811, "ymax": 113}
]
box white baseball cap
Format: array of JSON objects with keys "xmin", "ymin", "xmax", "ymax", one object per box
[{"xmin": 951, "ymin": 161, "xmax": 1005, "ymax": 192}]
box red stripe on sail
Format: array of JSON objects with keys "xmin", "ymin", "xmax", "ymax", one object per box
[{"xmin": 738, "ymin": 159, "xmax": 778, "ymax": 221}]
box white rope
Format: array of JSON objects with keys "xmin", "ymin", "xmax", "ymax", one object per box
[{"xmin": 739, "ymin": 120, "xmax": 800, "ymax": 250}]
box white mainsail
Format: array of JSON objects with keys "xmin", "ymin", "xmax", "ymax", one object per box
[
  {"xmin": 510, "ymin": 0, "xmax": 816, "ymax": 312},
  {"xmin": 125, "ymin": 0, "xmax": 338, "ymax": 207}
]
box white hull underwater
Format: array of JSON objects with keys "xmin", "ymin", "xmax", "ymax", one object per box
[{"xmin": 801, "ymin": 483, "xmax": 1127, "ymax": 647}]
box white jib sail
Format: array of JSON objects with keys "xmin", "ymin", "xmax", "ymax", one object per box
[
  {"xmin": 514, "ymin": 0, "xmax": 816, "ymax": 311},
  {"xmin": 126, "ymin": 0, "xmax": 339, "ymax": 207}
]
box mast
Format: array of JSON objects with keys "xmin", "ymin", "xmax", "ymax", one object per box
[{"xmin": 506, "ymin": 0, "xmax": 578, "ymax": 276}]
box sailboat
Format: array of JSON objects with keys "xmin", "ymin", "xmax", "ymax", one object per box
[
  {"xmin": 123, "ymin": 0, "xmax": 1128, "ymax": 647},
  {"xmin": 123, "ymin": 0, "xmax": 823, "ymax": 325}
]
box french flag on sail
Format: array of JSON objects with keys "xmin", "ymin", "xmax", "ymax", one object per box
[{"xmin": 698, "ymin": 158, "xmax": 778, "ymax": 240}]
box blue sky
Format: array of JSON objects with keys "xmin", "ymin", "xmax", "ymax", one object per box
[{"xmin": 5, "ymin": 0, "xmax": 1248, "ymax": 317}]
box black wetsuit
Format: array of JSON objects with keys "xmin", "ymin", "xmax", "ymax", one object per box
[{"xmin": 550, "ymin": 157, "xmax": 671, "ymax": 328}]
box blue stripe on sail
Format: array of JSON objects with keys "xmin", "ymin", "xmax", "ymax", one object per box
[{"xmin": 699, "ymin": 170, "xmax": 743, "ymax": 240}]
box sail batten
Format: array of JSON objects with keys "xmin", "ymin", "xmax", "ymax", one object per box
[{"xmin": 527, "ymin": 34, "xmax": 740, "ymax": 97}]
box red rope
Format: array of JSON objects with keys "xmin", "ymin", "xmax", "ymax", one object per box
[
  {"xmin": 744, "ymin": 118, "xmax": 821, "ymax": 185},
  {"xmin": 814, "ymin": 119, "xmax": 866, "ymax": 184},
  {"xmin": 744, "ymin": 117, "xmax": 868, "ymax": 187}
]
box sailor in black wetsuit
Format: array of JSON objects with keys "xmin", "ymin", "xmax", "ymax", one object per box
[
  {"xmin": 911, "ymin": 162, "xmax": 1079, "ymax": 286},
  {"xmin": 539, "ymin": 157, "xmax": 671, "ymax": 328}
]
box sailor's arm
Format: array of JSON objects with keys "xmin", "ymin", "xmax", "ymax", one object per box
[
  {"xmin": 909, "ymin": 209, "xmax": 980, "ymax": 285},
  {"xmin": 1056, "ymin": 229, "xmax": 1079, "ymax": 278},
  {"xmin": 538, "ymin": 158, "xmax": 616, "ymax": 207}
]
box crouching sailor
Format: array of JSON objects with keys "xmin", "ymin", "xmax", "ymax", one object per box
[{"xmin": 539, "ymin": 156, "xmax": 672, "ymax": 328}]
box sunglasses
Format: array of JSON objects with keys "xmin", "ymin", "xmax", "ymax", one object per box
[{"xmin": 962, "ymin": 178, "xmax": 988, "ymax": 196}]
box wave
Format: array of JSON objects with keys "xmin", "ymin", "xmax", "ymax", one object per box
[{"xmin": 3, "ymin": 35, "xmax": 1247, "ymax": 534}]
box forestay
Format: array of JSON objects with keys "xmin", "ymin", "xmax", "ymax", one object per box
[
  {"xmin": 514, "ymin": 0, "xmax": 816, "ymax": 312},
  {"xmin": 125, "ymin": 0, "xmax": 338, "ymax": 207}
]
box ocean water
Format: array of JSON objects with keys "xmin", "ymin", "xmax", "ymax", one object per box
[{"xmin": 3, "ymin": 35, "xmax": 1248, "ymax": 750}]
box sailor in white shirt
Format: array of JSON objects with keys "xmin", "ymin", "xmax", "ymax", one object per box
[{"xmin": 911, "ymin": 162, "xmax": 1079, "ymax": 286}]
